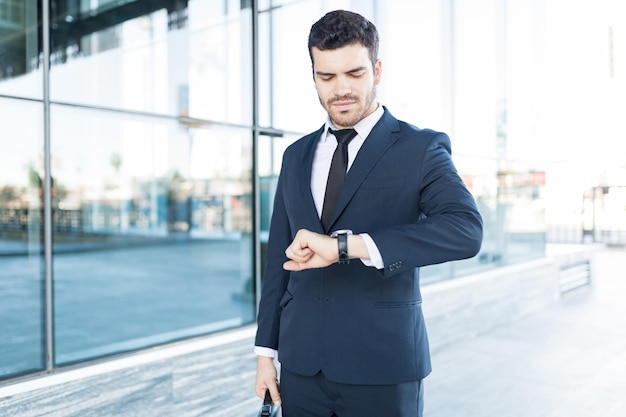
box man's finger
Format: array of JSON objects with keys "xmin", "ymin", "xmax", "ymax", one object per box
[
  {"xmin": 285, "ymin": 247, "xmax": 313, "ymax": 262},
  {"xmin": 283, "ymin": 260, "xmax": 304, "ymax": 271},
  {"xmin": 268, "ymin": 383, "xmax": 282, "ymax": 406}
]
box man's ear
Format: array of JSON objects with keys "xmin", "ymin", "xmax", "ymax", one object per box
[{"xmin": 374, "ymin": 59, "xmax": 382, "ymax": 84}]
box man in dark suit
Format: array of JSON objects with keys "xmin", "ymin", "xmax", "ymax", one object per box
[{"xmin": 254, "ymin": 9, "xmax": 483, "ymax": 417}]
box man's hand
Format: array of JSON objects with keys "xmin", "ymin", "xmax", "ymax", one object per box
[
  {"xmin": 255, "ymin": 356, "xmax": 281, "ymax": 407},
  {"xmin": 283, "ymin": 229, "xmax": 337, "ymax": 271}
]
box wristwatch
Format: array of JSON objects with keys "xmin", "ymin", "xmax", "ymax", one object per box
[{"xmin": 330, "ymin": 229, "xmax": 353, "ymax": 264}]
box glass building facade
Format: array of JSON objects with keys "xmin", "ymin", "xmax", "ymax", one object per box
[{"xmin": 1, "ymin": 0, "xmax": 556, "ymax": 383}]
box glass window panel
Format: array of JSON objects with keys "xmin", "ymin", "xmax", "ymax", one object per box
[
  {"xmin": 259, "ymin": 0, "xmax": 375, "ymax": 132},
  {"xmin": 258, "ymin": 132, "xmax": 298, "ymax": 230},
  {"xmin": 49, "ymin": 1, "xmax": 252, "ymax": 125},
  {"xmin": 258, "ymin": 0, "xmax": 353, "ymax": 13},
  {"xmin": 50, "ymin": 105, "xmax": 255, "ymax": 365},
  {"xmin": 375, "ymin": 1, "xmax": 450, "ymax": 132},
  {"xmin": 188, "ymin": 6, "xmax": 253, "ymax": 124},
  {"xmin": 258, "ymin": 1, "xmax": 327, "ymax": 132},
  {"xmin": 257, "ymin": 11, "xmax": 272, "ymax": 128},
  {"xmin": 494, "ymin": 170, "xmax": 546, "ymax": 264},
  {"xmin": 258, "ymin": 132, "xmax": 299, "ymax": 278},
  {"xmin": 0, "ymin": 0, "xmax": 41, "ymax": 99},
  {"xmin": 188, "ymin": 0, "xmax": 242, "ymax": 29},
  {"xmin": 0, "ymin": 97, "xmax": 45, "ymax": 380}
]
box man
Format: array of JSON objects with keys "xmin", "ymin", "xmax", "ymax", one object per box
[{"xmin": 254, "ymin": 9, "xmax": 483, "ymax": 417}]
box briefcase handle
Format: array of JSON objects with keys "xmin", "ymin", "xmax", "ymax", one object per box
[{"xmin": 258, "ymin": 389, "xmax": 275, "ymax": 417}]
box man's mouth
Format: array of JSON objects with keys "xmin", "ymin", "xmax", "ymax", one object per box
[{"xmin": 331, "ymin": 100, "xmax": 355, "ymax": 111}]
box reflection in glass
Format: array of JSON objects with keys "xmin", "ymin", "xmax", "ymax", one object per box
[
  {"xmin": 0, "ymin": 98, "xmax": 45, "ymax": 380},
  {"xmin": 0, "ymin": 0, "xmax": 41, "ymax": 98},
  {"xmin": 48, "ymin": 0, "xmax": 253, "ymax": 125},
  {"xmin": 188, "ymin": 7, "xmax": 253, "ymax": 125},
  {"xmin": 50, "ymin": 105, "xmax": 255, "ymax": 365},
  {"xmin": 258, "ymin": 133, "xmax": 299, "ymax": 277},
  {"xmin": 258, "ymin": 1, "xmax": 326, "ymax": 132}
]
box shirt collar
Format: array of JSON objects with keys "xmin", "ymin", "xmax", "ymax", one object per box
[{"xmin": 322, "ymin": 104, "xmax": 384, "ymax": 142}]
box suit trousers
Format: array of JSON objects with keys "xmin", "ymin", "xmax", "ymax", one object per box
[{"xmin": 280, "ymin": 366, "xmax": 424, "ymax": 417}]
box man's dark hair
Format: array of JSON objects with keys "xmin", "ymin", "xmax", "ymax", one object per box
[{"xmin": 308, "ymin": 10, "xmax": 379, "ymax": 68}]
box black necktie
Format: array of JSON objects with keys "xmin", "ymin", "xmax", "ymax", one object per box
[{"xmin": 321, "ymin": 128, "xmax": 358, "ymax": 232}]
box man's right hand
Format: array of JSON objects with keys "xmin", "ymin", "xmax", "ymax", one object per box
[{"xmin": 255, "ymin": 355, "xmax": 282, "ymax": 407}]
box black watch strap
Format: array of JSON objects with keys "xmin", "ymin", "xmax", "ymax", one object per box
[
  {"xmin": 337, "ymin": 233, "xmax": 349, "ymax": 264},
  {"xmin": 330, "ymin": 230, "xmax": 352, "ymax": 264}
]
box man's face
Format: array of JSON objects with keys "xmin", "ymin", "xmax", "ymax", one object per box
[{"xmin": 312, "ymin": 44, "xmax": 382, "ymax": 129}]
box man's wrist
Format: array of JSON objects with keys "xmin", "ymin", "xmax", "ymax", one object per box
[{"xmin": 257, "ymin": 355, "xmax": 275, "ymax": 364}]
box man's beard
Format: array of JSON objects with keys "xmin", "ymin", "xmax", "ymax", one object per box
[{"xmin": 322, "ymin": 85, "xmax": 377, "ymax": 128}]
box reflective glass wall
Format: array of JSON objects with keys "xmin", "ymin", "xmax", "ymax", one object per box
[
  {"xmin": 1, "ymin": 0, "xmax": 552, "ymax": 383},
  {"xmin": 0, "ymin": 96, "xmax": 45, "ymax": 379},
  {"xmin": 1, "ymin": 0, "xmax": 256, "ymax": 380},
  {"xmin": 0, "ymin": 0, "xmax": 45, "ymax": 380}
]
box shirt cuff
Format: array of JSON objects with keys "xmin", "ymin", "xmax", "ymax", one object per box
[
  {"xmin": 359, "ymin": 233, "xmax": 384, "ymax": 269},
  {"xmin": 255, "ymin": 346, "xmax": 277, "ymax": 358}
]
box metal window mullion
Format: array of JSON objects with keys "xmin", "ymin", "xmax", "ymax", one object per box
[
  {"xmin": 42, "ymin": 0, "xmax": 55, "ymax": 372},
  {"xmin": 251, "ymin": 0, "xmax": 262, "ymax": 314}
]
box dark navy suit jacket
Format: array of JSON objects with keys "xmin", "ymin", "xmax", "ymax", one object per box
[{"xmin": 255, "ymin": 107, "xmax": 483, "ymax": 385}]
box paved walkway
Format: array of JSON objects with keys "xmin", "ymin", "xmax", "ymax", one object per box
[
  {"xmin": 424, "ymin": 247, "xmax": 626, "ymax": 417},
  {"xmin": 2, "ymin": 248, "xmax": 623, "ymax": 416}
]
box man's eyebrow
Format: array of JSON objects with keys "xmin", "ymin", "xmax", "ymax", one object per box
[
  {"xmin": 315, "ymin": 66, "xmax": 368, "ymax": 76},
  {"xmin": 346, "ymin": 66, "xmax": 368, "ymax": 74}
]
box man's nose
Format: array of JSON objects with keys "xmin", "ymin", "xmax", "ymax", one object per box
[{"xmin": 335, "ymin": 76, "xmax": 352, "ymax": 95}]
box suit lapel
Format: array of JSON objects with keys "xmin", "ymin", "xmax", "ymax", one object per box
[
  {"xmin": 326, "ymin": 110, "xmax": 400, "ymax": 230},
  {"xmin": 300, "ymin": 126, "xmax": 326, "ymax": 232}
]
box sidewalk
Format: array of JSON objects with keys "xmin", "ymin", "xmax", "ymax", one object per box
[
  {"xmin": 424, "ymin": 247, "xmax": 626, "ymax": 417},
  {"xmin": 1, "ymin": 248, "xmax": 623, "ymax": 416}
]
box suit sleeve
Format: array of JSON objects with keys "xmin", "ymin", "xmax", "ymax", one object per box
[{"xmin": 369, "ymin": 132, "xmax": 483, "ymax": 277}]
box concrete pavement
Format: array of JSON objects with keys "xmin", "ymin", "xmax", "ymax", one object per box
[
  {"xmin": 423, "ymin": 247, "xmax": 626, "ymax": 417},
  {"xmin": 1, "ymin": 247, "xmax": 623, "ymax": 416}
]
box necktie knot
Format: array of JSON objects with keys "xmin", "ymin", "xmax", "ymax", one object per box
[{"xmin": 329, "ymin": 128, "xmax": 357, "ymax": 145}]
